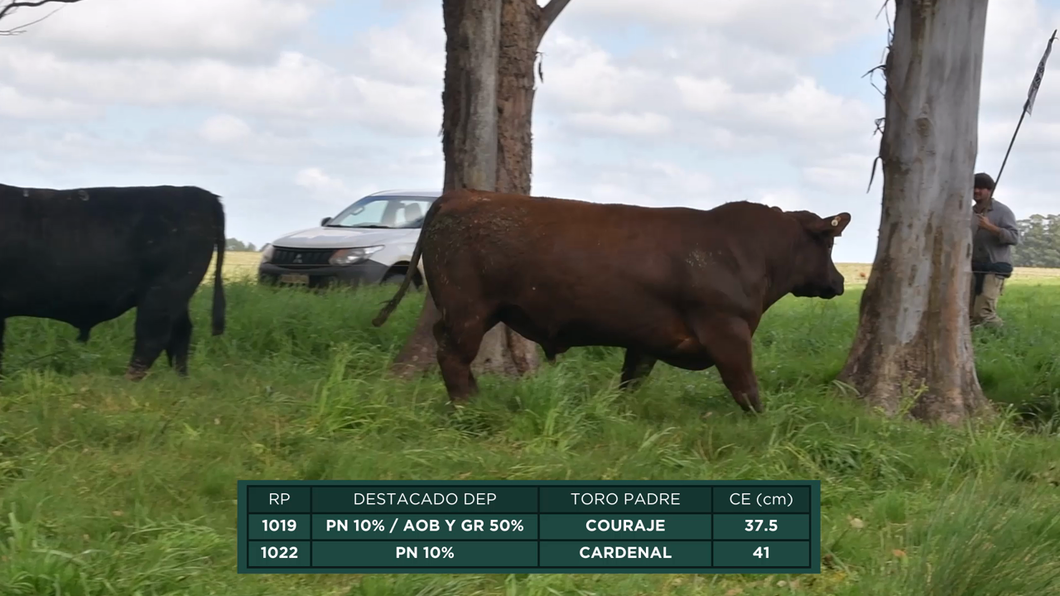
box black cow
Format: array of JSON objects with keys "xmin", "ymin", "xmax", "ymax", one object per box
[{"xmin": 0, "ymin": 183, "xmax": 227, "ymax": 379}]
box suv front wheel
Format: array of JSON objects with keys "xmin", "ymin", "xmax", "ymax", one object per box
[{"xmin": 381, "ymin": 270, "xmax": 422, "ymax": 291}]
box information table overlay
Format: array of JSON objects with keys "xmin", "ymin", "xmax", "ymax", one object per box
[{"xmin": 238, "ymin": 480, "xmax": 820, "ymax": 574}]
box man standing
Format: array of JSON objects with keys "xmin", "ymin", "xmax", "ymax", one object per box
[{"xmin": 970, "ymin": 172, "xmax": 1020, "ymax": 328}]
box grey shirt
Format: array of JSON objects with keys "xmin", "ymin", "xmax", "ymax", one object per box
[{"xmin": 971, "ymin": 198, "xmax": 1020, "ymax": 265}]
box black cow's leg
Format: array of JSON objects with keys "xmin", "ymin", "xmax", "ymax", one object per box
[
  {"xmin": 696, "ymin": 317, "xmax": 763, "ymax": 414},
  {"xmin": 126, "ymin": 306, "xmax": 175, "ymax": 381},
  {"xmin": 619, "ymin": 349, "xmax": 657, "ymax": 391},
  {"xmin": 543, "ymin": 346, "xmax": 557, "ymax": 364},
  {"xmin": 165, "ymin": 308, "xmax": 193, "ymax": 376},
  {"xmin": 432, "ymin": 317, "xmax": 486, "ymax": 404}
]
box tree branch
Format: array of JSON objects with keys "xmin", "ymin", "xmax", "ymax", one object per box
[
  {"xmin": 0, "ymin": 0, "xmax": 83, "ymax": 34},
  {"xmin": 537, "ymin": 0, "xmax": 570, "ymax": 44}
]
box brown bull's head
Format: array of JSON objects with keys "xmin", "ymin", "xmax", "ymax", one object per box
[{"xmin": 786, "ymin": 210, "xmax": 852, "ymax": 299}]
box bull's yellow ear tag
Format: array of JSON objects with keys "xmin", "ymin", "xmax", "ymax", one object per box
[{"xmin": 831, "ymin": 217, "xmax": 839, "ymax": 227}]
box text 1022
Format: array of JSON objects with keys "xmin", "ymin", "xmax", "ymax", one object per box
[{"xmin": 260, "ymin": 546, "xmax": 299, "ymax": 559}]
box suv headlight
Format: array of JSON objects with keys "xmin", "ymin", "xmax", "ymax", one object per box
[
  {"xmin": 330, "ymin": 245, "xmax": 383, "ymax": 266},
  {"xmin": 260, "ymin": 244, "xmax": 274, "ymax": 264}
]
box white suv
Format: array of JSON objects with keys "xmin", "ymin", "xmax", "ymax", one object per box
[{"xmin": 258, "ymin": 189, "xmax": 438, "ymax": 290}]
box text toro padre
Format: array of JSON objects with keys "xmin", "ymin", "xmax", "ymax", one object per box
[{"xmin": 569, "ymin": 492, "xmax": 681, "ymax": 506}]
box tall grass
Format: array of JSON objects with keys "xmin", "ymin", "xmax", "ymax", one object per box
[{"xmin": 0, "ymin": 276, "xmax": 1058, "ymax": 595}]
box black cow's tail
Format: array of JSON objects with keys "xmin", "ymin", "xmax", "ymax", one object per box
[
  {"xmin": 371, "ymin": 191, "xmax": 448, "ymax": 327},
  {"xmin": 211, "ymin": 193, "xmax": 227, "ymax": 336}
]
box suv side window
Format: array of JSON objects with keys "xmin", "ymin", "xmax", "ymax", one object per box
[{"xmin": 393, "ymin": 200, "xmax": 431, "ymax": 228}]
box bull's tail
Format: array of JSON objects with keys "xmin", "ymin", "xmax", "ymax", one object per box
[
  {"xmin": 372, "ymin": 192, "xmax": 448, "ymax": 327},
  {"xmin": 211, "ymin": 193, "xmax": 227, "ymax": 336}
]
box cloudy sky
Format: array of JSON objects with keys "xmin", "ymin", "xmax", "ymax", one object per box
[{"xmin": 1, "ymin": 0, "xmax": 1058, "ymax": 262}]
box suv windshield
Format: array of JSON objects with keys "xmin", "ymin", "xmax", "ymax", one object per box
[{"xmin": 326, "ymin": 195, "xmax": 435, "ymax": 229}]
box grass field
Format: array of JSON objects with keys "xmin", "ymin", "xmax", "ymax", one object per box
[{"xmin": 1, "ymin": 255, "xmax": 1060, "ymax": 595}]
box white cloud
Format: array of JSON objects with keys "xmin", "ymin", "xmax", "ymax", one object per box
[
  {"xmin": 537, "ymin": 31, "xmax": 876, "ymax": 158},
  {"xmin": 989, "ymin": 185, "xmax": 1060, "ymax": 218},
  {"xmin": 563, "ymin": 0, "xmax": 882, "ymax": 54},
  {"xmin": 568, "ymin": 170, "xmax": 807, "ymax": 214},
  {"xmin": 0, "ymin": 48, "xmax": 438, "ymax": 135},
  {"xmin": 293, "ymin": 166, "xmax": 408, "ymax": 209},
  {"xmin": 675, "ymin": 75, "xmax": 873, "ymax": 141},
  {"xmin": 757, "ymin": 188, "xmax": 808, "ymax": 212},
  {"xmin": 802, "ymin": 152, "xmax": 880, "ymax": 195},
  {"xmin": 295, "ymin": 167, "xmax": 348, "ymax": 194},
  {"xmin": 12, "ymin": 0, "xmax": 322, "ymax": 62},
  {"xmin": 525, "ymin": 154, "xmax": 718, "ymax": 208},
  {"xmin": 199, "ymin": 115, "xmax": 253, "ymax": 144},
  {"xmin": 540, "ymin": 35, "xmax": 659, "ymax": 113},
  {"xmin": 980, "ymin": 0, "xmax": 1058, "ymax": 107},
  {"xmin": 630, "ymin": 35, "xmax": 803, "ymax": 93},
  {"xmin": 567, "ymin": 111, "xmax": 672, "ymax": 137},
  {"xmin": 0, "ymin": 85, "xmax": 97, "ymax": 119},
  {"xmin": 350, "ymin": 6, "xmax": 444, "ymax": 87}
]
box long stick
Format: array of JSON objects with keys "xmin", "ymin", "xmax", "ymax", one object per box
[
  {"xmin": 992, "ymin": 29, "xmax": 1057, "ymax": 197},
  {"xmin": 991, "ymin": 109, "xmax": 1026, "ymax": 195}
]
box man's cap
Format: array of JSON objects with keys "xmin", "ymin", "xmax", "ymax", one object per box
[{"xmin": 974, "ymin": 172, "xmax": 995, "ymax": 191}]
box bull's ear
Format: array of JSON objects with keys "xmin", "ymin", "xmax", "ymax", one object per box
[{"xmin": 805, "ymin": 212, "xmax": 851, "ymax": 237}]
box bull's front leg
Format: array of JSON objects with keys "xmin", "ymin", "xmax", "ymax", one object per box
[{"xmin": 694, "ymin": 316, "xmax": 764, "ymax": 414}]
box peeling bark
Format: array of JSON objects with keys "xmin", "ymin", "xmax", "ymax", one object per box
[
  {"xmin": 838, "ymin": 0, "xmax": 992, "ymax": 424},
  {"xmin": 388, "ymin": 0, "xmax": 568, "ymax": 378},
  {"xmin": 390, "ymin": 0, "xmax": 500, "ymax": 376},
  {"xmin": 489, "ymin": 0, "xmax": 548, "ymax": 375}
]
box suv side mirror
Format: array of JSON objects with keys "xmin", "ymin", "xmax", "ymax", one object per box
[{"xmin": 321, "ymin": 217, "xmax": 332, "ymax": 226}]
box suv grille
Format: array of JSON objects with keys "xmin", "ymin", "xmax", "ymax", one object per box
[{"xmin": 271, "ymin": 247, "xmax": 334, "ymax": 266}]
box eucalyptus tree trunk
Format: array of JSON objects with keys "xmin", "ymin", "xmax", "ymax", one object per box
[
  {"xmin": 838, "ymin": 0, "xmax": 992, "ymax": 424},
  {"xmin": 388, "ymin": 0, "xmax": 570, "ymax": 378}
]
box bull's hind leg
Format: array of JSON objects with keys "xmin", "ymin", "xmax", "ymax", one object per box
[
  {"xmin": 432, "ymin": 316, "xmax": 488, "ymax": 404},
  {"xmin": 126, "ymin": 291, "xmax": 181, "ymax": 381},
  {"xmin": 165, "ymin": 308, "xmax": 193, "ymax": 376},
  {"xmin": 619, "ymin": 349, "xmax": 657, "ymax": 391},
  {"xmin": 126, "ymin": 309, "xmax": 174, "ymax": 381}
]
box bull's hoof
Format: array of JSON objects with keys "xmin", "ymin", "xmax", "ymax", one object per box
[
  {"xmin": 124, "ymin": 369, "xmax": 147, "ymax": 382},
  {"xmin": 443, "ymin": 401, "xmax": 468, "ymax": 417}
]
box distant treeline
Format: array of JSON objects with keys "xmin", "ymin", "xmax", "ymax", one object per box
[
  {"xmin": 1014, "ymin": 214, "xmax": 1060, "ymax": 268},
  {"xmin": 225, "ymin": 238, "xmax": 258, "ymax": 252}
]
